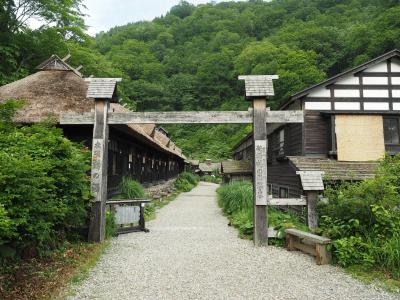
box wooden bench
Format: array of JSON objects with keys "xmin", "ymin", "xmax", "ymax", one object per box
[{"xmin": 285, "ymin": 228, "xmax": 331, "ymax": 265}]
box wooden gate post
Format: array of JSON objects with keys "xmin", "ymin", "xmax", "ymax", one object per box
[
  {"xmin": 306, "ymin": 191, "xmax": 318, "ymax": 231},
  {"xmin": 239, "ymin": 75, "xmax": 279, "ymax": 246},
  {"xmin": 252, "ymin": 98, "xmax": 269, "ymax": 246},
  {"xmin": 88, "ymin": 99, "xmax": 110, "ymax": 242}
]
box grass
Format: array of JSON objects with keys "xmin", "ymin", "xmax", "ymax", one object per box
[
  {"xmin": 346, "ymin": 265, "xmax": 400, "ymax": 293},
  {"xmin": 0, "ymin": 241, "xmax": 108, "ymax": 300},
  {"xmin": 119, "ymin": 177, "xmax": 145, "ymax": 199},
  {"xmin": 217, "ymin": 181, "xmax": 307, "ymax": 242}
]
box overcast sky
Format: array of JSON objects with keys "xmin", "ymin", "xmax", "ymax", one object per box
[{"xmin": 83, "ymin": 0, "xmax": 233, "ymax": 36}]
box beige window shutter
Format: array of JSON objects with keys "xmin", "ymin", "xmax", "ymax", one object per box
[{"xmin": 335, "ymin": 115, "xmax": 385, "ymax": 161}]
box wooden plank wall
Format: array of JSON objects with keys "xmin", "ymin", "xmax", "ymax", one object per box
[
  {"xmin": 267, "ymin": 160, "xmax": 303, "ymax": 199},
  {"xmin": 304, "ymin": 111, "xmax": 329, "ymax": 155},
  {"xmin": 62, "ymin": 125, "xmax": 183, "ymax": 194}
]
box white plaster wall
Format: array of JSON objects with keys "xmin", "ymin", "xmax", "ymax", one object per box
[
  {"xmin": 364, "ymin": 102, "xmax": 389, "ymax": 110},
  {"xmin": 334, "ymin": 102, "xmax": 360, "ymax": 110},
  {"xmin": 364, "ymin": 62, "xmax": 388, "ymax": 72},
  {"xmin": 307, "ymin": 87, "xmax": 331, "ymax": 98},
  {"xmin": 362, "ymin": 77, "xmax": 388, "ymax": 85},
  {"xmin": 391, "ymin": 58, "xmax": 400, "ymax": 72},
  {"xmin": 392, "ymin": 102, "xmax": 400, "ymax": 110},
  {"xmin": 363, "ymin": 89, "xmax": 389, "ymax": 98},
  {"xmin": 305, "ymin": 102, "xmax": 331, "ymax": 110},
  {"xmin": 336, "ymin": 76, "xmax": 359, "ymax": 85},
  {"xmin": 334, "ymin": 89, "xmax": 360, "ymax": 98},
  {"xmin": 392, "ymin": 77, "xmax": 400, "ymax": 84},
  {"xmin": 392, "ymin": 90, "xmax": 400, "ymax": 98}
]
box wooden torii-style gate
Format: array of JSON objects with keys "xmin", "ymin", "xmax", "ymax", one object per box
[{"xmin": 61, "ymin": 75, "xmax": 304, "ymax": 246}]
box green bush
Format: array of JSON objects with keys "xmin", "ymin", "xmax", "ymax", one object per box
[
  {"xmin": 178, "ymin": 172, "xmax": 199, "ymax": 185},
  {"xmin": 201, "ymin": 175, "xmax": 221, "ymax": 184},
  {"xmin": 0, "ymin": 101, "xmax": 91, "ymax": 258},
  {"xmin": 119, "ymin": 177, "xmax": 145, "ymax": 199},
  {"xmin": 174, "ymin": 172, "xmax": 199, "ymax": 192},
  {"xmin": 105, "ymin": 211, "xmax": 117, "ymax": 239},
  {"xmin": 318, "ymin": 154, "xmax": 400, "ymax": 278},
  {"xmin": 217, "ymin": 181, "xmax": 253, "ymax": 215},
  {"xmin": 217, "ymin": 181, "xmax": 306, "ymax": 239}
]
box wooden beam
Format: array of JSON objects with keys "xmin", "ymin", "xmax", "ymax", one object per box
[
  {"xmin": 88, "ymin": 100, "xmax": 109, "ymax": 243},
  {"xmin": 59, "ymin": 110, "xmax": 304, "ymax": 125},
  {"xmin": 268, "ymin": 197, "xmax": 307, "ymax": 206},
  {"xmin": 252, "ymin": 98, "xmax": 269, "ymax": 247}
]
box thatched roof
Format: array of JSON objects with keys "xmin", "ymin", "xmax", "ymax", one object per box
[
  {"xmin": 0, "ymin": 70, "xmax": 93, "ymax": 123},
  {"xmin": 221, "ymin": 160, "xmax": 252, "ymax": 175},
  {"xmin": 288, "ymin": 156, "xmax": 378, "ymax": 181},
  {"xmin": 199, "ymin": 162, "xmax": 221, "ymax": 172},
  {"xmin": 0, "ymin": 55, "xmax": 185, "ymax": 159}
]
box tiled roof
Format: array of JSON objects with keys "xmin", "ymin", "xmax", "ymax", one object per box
[
  {"xmin": 85, "ymin": 78, "xmax": 122, "ymax": 99},
  {"xmin": 288, "ymin": 156, "xmax": 378, "ymax": 181},
  {"xmin": 238, "ymin": 75, "xmax": 279, "ymax": 98},
  {"xmin": 221, "ymin": 160, "xmax": 252, "ymax": 174}
]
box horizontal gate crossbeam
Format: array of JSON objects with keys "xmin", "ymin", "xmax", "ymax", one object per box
[{"xmin": 60, "ymin": 110, "xmax": 303, "ymax": 125}]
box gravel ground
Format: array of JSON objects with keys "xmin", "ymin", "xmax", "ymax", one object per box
[{"xmin": 68, "ymin": 182, "xmax": 398, "ymax": 300}]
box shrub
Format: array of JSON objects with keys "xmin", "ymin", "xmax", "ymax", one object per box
[
  {"xmin": 174, "ymin": 172, "xmax": 199, "ymax": 192},
  {"xmin": 217, "ymin": 181, "xmax": 253, "ymax": 215},
  {"xmin": 318, "ymin": 154, "xmax": 400, "ymax": 278},
  {"xmin": 201, "ymin": 175, "xmax": 221, "ymax": 184},
  {"xmin": 119, "ymin": 177, "xmax": 145, "ymax": 198},
  {"xmin": 105, "ymin": 211, "xmax": 117, "ymax": 238},
  {"xmin": 178, "ymin": 172, "xmax": 199, "ymax": 185},
  {"xmin": 217, "ymin": 181, "xmax": 306, "ymax": 239},
  {"xmin": 0, "ymin": 101, "xmax": 91, "ymax": 257}
]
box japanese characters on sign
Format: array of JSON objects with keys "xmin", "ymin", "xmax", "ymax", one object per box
[
  {"xmin": 254, "ymin": 140, "xmax": 267, "ymax": 205},
  {"xmin": 91, "ymin": 139, "xmax": 103, "ymax": 197}
]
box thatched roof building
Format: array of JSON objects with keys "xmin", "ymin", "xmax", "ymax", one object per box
[{"xmin": 0, "ymin": 55, "xmax": 185, "ymax": 188}]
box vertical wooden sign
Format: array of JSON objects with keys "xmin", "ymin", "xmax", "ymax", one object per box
[
  {"xmin": 254, "ymin": 140, "xmax": 268, "ymax": 205},
  {"xmin": 252, "ymin": 98, "xmax": 269, "ymax": 246},
  {"xmin": 88, "ymin": 100, "xmax": 110, "ymax": 243}
]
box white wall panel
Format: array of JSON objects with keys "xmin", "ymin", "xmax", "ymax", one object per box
[
  {"xmin": 364, "ymin": 102, "xmax": 389, "ymax": 110},
  {"xmin": 391, "ymin": 58, "xmax": 400, "ymax": 72},
  {"xmin": 392, "ymin": 90, "xmax": 400, "ymax": 98},
  {"xmin": 336, "ymin": 76, "xmax": 359, "ymax": 85},
  {"xmin": 363, "ymin": 89, "xmax": 389, "ymax": 98},
  {"xmin": 364, "ymin": 62, "xmax": 388, "ymax": 72},
  {"xmin": 334, "ymin": 102, "xmax": 360, "ymax": 110},
  {"xmin": 392, "ymin": 77, "xmax": 400, "ymax": 85},
  {"xmin": 362, "ymin": 77, "xmax": 388, "ymax": 85},
  {"xmin": 334, "ymin": 89, "xmax": 360, "ymax": 98},
  {"xmin": 305, "ymin": 102, "xmax": 331, "ymax": 110},
  {"xmin": 393, "ymin": 103, "xmax": 400, "ymax": 110},
  {"xmin": 308, "ymin": 87, "xmax": 331, "ymax": 97}
]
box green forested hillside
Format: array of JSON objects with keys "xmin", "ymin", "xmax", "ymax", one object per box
[{"xmin": 2, "ymin": 0, "xmax": 400, "ymax": 159}]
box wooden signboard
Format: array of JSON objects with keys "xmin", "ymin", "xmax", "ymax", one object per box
[{"xmin": 254, "ymin": 140, "xmax": 268, "ymax": 206}]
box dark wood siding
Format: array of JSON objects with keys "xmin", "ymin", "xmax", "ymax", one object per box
[
  {"xmin": 268, "ymin": 160, "xmax": 302, "ymax": 198},
  {"xmin": 304, "ymin": 111, "xmax": 329, "ymax": 155},
  {"xmin": 285, "ymin": 123, "xmax": 303, "ymax": 156}
]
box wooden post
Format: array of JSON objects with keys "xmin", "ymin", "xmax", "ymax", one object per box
[
  {"xmin": 306, "ymin": 191, "xmax": 318, "ymax": 231},
  {"xmin": 252, "ymin": 98, "xmax": 269, "ymax": 246},
  {"xmin": 88, "ymin": 99, "xmax": 110, "ymax": 243}
]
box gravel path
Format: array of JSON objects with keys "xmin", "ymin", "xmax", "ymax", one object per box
[{"xmin": 68, "ymin": 182, "xmax": 398, "ymax": 300}]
